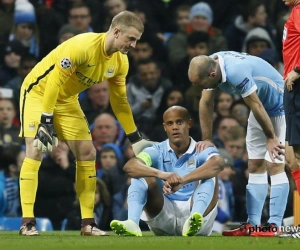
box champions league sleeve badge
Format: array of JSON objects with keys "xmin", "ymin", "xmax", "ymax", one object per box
[{"xmin": 60, "ymin": 58, "xmax": 72, "ymax": 69}]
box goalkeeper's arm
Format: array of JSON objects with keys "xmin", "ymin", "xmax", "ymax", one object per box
[
  {"xmin": 107, "ymin": 80, "xmax": 156, "ymax": 154},
  {"xmin": 35, "ymin": 65, "xmax": 66, "ymax": 152}
]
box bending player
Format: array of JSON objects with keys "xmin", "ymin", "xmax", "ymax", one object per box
[
  {"xmin": 188, "ymin": 51, "xmax": 288, "ymax": 236},
  {"xmin": 18, "ymin": 11, "xmax": 154, "ymax": 236}
]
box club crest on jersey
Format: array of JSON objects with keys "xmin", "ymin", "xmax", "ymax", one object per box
[
  {"xmin": 187, "ymin": 159, "xmax": 195, "ymax": 169},
  {"xmin": 29, "ymin": 122, "xmax": 35, "ymax": 131},
  {"xmin": 60, "ymin": 58, "xmax": 72, "ymax": 69},
  {"xmin": 106, "ymin": 66, "xmax": 115, "ymax": 77}
]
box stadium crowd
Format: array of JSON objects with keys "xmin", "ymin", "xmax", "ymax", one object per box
[{"xmin": 0, "ymin": 0, "xmax": 297, "ymax": 234}]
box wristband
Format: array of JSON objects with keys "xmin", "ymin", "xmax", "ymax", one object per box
[
  {"xmin": 127, "ymin": 130, "xmax": 142, "ymax": 143},
  {"xmin": 41, "ymin": 114, "xmax": 53, "ymax": 124}
]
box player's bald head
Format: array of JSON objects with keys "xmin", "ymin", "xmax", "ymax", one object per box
[
  {"xmin": 111, "ymin": 10, "xmax": 144, "ymax": 33},
  {"xmin": 189, "ymin": 55, "xmax": 213, "ymax": 83},
  {"xmin": 163, "ymin": 106, "xmax": 190, "ymax": 122},
  {"xmin": 188, "ymin": 55, "xmax": 219, "ymax": 89}
]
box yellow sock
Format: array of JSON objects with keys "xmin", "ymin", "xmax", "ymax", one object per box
[
  {"xmin": 76, "ymin": 161, "xmax": 96, "ymax": 219},
  {"xmin": 20, "ymin": 157, "xmax": 41, "ymax": 218}
]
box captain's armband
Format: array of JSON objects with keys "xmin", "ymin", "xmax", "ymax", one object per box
[{"xmin": 137, "ymin": 152, "xmax": 152, "ymax": 167}]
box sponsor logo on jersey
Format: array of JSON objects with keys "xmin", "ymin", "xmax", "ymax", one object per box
[
  {"xmin": 75, "ymin": 72, "xmax": 98, "ymax": 87},
  {"xmin": 237, "ymin": 77, "xmax": 249, "ymax": 89}
]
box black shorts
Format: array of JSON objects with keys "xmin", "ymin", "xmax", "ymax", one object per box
[{"xmin": 284, "ymin": 79, "xmax": 300, "ymax": 146}]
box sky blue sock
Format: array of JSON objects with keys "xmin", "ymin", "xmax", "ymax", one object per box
[
  {"xmin": 268, "ymin": 172, "xmax": 289, "ymax": 227},
  {"xmin": 127, "ymin": 178, "xmax": 148, "ymax": 225},
  {"xmin": 191, "ymin": 178, "xmax": 215, "ymax": 215},
  {"xmin": 246, "ymin": 183, "xmax": 268, "ymax": 226}
]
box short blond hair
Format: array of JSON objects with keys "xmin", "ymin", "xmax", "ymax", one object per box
[
  {"xmin": 111, "ymin": 10, "xmax": 144, "ymax": 33},
  {"xmin": 224, "ymin": 125, "xmax": 246, "ymax": 142}
]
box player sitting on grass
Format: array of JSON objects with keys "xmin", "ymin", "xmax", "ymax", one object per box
[{"xmin": 110, "ymin": 106, "xmax": 225, "ymax": 236}]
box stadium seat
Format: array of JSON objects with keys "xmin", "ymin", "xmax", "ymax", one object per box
[
  {"xmin": 61, "ymin": 218, "xmax": 67, "ymax": 231},
  {"xmin": 2, "ymin": 217, "xmax": 22, "ymax": 230},
  {"xmin": 36, "ymin": 218, "xmax": 53, "ymax": 231},
  {"xmin": 0, "ymin": 217, "xmax": 5, "ymax": 230}
]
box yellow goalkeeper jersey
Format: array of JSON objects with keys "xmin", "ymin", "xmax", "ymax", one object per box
[{"xmin": 22, "ymin": 32, "xmax": 136, "ymax": 133}]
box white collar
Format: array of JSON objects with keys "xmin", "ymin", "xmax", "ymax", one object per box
[
  {"xmin": 216, "ymin": 54, "xmax": 226, "ymax": 83},
  {"xmin": 167, "ymin": 137, "xmax": 196, "ymax": 154}
]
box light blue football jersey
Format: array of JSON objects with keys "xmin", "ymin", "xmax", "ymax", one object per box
[
  {"xmin": 210, "ymin": 51, "xmax": 284, "ymax": 117},
  {"xmin": 141, "ymin": 138, "xmax": 219, "ymax": 201}
]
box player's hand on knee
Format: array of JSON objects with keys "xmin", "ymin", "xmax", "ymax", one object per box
[
  {"xmin": 127, "ymin": 130, "xmax": 156, "ymax": 155},
  {"xmin": 33, "ymin": 114, "xmax": 58, "ymax": 153},
  {"xmin": 267, "ymin": 138, "xmax": 285, "ymax": 162}
]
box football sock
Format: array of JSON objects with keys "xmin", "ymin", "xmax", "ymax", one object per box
[
  {"xmin": 246, "ymin": 172, "xmax": 268, "ymax": 226},
  {"xmin": 127, "ymin": 178, "xmax": 148, "ymax": 225},
  {"xmin": 76, "ymin": 161, "xmax": 96, "ymax": 219},
  {"xmin": 291, "ymin": 169, "xmax": 300, "ymax": 196},
  {"xmin": 20, "ymin": 157, "xmax": 41, "ymax": 218},
  {"xmin": 268, "ymin": 172, "xmax": 289, "ymax": 227},
  {"xmin": 191, "ymin": 178, "xmax": 215, "ymax": 215}
]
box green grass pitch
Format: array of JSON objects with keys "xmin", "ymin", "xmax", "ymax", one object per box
[{"xmin": 0, "ymin": 231, "xmax": 299, "ymax": 250}]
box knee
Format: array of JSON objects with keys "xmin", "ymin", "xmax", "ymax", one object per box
[
  {"xmin": 25, "ymin": 138, "xmax": 44, "ymax": 161},
  {"xmin": 267, "ymin": 163, "xmax": 285, "ymax": 175},
  {"xmin": 26, "ymin": 146, "xmax": 44, "ymax": 161},
  {"xmin": 78, "ymin": 146, "xmax": 96, "ymax": 161},
  {"xmin": 88, "ymin": 147, "xmax": 97, "ymax": 160},
  {"xmin": 248, "ymin": 159, "xmax": 265, "ymax": 173},
  {"xmin": 144, "ymin": 177, "xmax": 157, "ymax": 189}
]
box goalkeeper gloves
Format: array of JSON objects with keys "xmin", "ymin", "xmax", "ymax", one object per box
[
  {"xmin": 33, "ymin": 114, "xmax": 58, "ymax": 153},
  {"xmin": 127, "ymin": 130, "xmax": 155, "ymax": 156}
]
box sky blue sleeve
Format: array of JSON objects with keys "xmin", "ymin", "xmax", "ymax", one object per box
[{"xmin": 195, "ymin": 147, "xmax": 220, "ymax": 168}]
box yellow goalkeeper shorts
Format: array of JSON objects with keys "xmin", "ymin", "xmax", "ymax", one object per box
[{"xmin": 19, "ymin": 88, "xmax": 92, "ymax": 140}]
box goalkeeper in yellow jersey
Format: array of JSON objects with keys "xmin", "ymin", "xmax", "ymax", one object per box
[{"xmin": 18, "ymin": 11, "xmax": 154, "ymax": 236}]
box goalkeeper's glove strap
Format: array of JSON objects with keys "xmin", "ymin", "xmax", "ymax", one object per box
[
  {"xmin": 40, "ymin": 114, "xmax": 53, "ymax": 124},
  {"xmin": 127, "ymin": 130, "xmax": 143, "ymax": 143}
]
